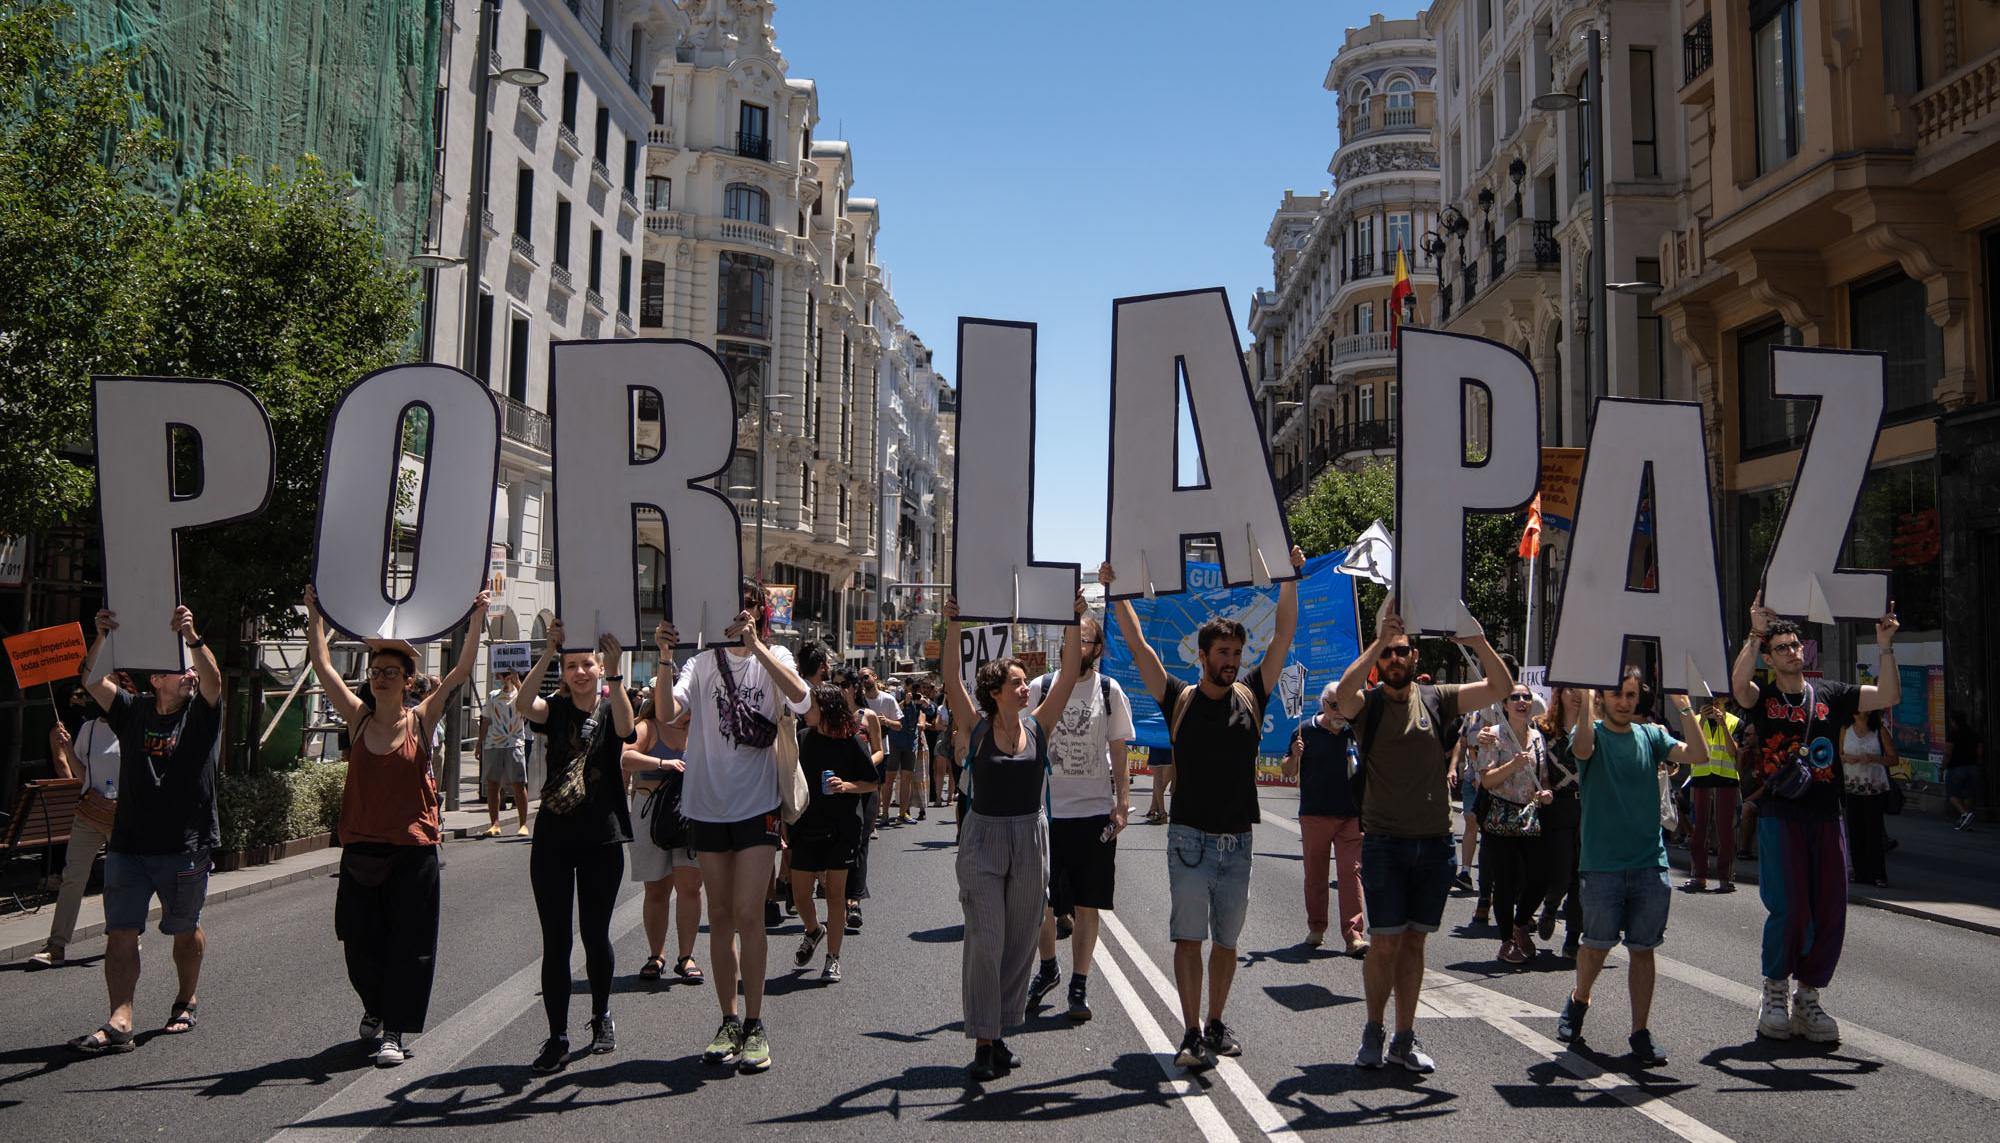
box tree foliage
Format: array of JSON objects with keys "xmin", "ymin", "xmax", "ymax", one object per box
[{"xmin": 1288, "ymin": 460, "xmax": 1525, "ymax": 657}]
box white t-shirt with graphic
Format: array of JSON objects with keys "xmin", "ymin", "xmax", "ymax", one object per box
[
  {"xmin": 674, "ymin": 645, "xmax": 811, "ymax": 823},
  {"xmin": 1029, "ymin": 671, "xmax": 1136, "ymax": 819}
]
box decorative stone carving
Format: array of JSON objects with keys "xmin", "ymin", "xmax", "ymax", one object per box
[{"xmin": 1336, "ymin": 141, "xmax": 1439, "ymax": 182}]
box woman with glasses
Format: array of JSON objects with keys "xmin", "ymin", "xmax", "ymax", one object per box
[
  {"xmin": 1475, "ymin": 686, "xmax": 1553, "ymax": 965},
  {"xmin": 304, "ymin": 585, "xmax": 489, "ymax": 1067},
  {"xmin": 516, "ymin": 617, "xmax": 637, "ymax": 1074}
]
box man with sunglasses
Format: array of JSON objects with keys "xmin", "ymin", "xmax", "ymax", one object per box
[
  {"xmin": 1731, "ymin": 593, "xmax": 1899, "ymax": 1046},
  {"xmin": 1335, "ymin": 597, "xmax": 1514, "ymax": 1073}
]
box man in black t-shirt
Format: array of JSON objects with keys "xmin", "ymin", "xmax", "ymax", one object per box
[
  {"xmin": 69, "ymin": 605, "xmax": 225, "ymax": 1055},
  {"xmin": 1731, "ymin": 596, "xmax": 1900, "ymax": 1046},
  {"xmin": 1104, "ymin": 546, "xmax": 1303, "ymax": 1072}
]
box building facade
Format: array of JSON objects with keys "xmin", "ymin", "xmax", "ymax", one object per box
[
  {"xmin": 1251, "ymin": 13, "xmax": 1443, "ymax": 506},
  {"xmin": 1651, "ymin": 1, "xmax": 1999, "ymax": 800}
]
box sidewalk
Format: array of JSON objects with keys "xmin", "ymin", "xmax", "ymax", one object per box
[
  {"xmin": 1, "ymin": 783, "xmax": 532, "ymax": 964},
  {"xmin": 1668, "ymin": 805, "xmax": 2000, "ymax": 936}
]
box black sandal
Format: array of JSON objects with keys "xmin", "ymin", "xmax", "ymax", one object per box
[
  {"xmin": 673, "ymin": 955, "xmax": 704, "ymax": 982},
  {"xmin": 164, "ymin": 999, "xmax": 198, "ymax": 1034},
  {"xmin": 639, "ymin": 955, "xmax": 666, "ymax": 980},
  {"xmin": 69, "ymin": 1024, "xmax": 138, "ymax": 1055}
]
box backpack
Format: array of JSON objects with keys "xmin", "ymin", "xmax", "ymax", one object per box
[
  {"xmin": 641, "ymin": 767, "xmax": 691, "ymax": 850},
  {"xmin": 1167, "ymin": 680, "xmax": 1260, "ymax": 742},
  {"xmin": 1349, "ymin": 683, "xmax": 1453, "ymax": 811},
  {"xmin": 1030, "ymin": 671, "xmax": 1113, "ymax": 714}
]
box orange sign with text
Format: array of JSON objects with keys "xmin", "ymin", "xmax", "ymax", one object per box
[
  {"xmin": 1539, "ymin": 447, "xmax": 1587, "ymax": 529},
  {"xmin": 5, "ymin": 622, "xmax": 89, "ymax": 688},
  {"xmin": 853, "ymin": 619, "xmax": 878, "ymax": 648}
]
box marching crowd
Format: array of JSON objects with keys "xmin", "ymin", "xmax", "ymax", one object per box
[{"xmin": 24, "ymin": 566, "xmax": 1913, "ymax": 1088}]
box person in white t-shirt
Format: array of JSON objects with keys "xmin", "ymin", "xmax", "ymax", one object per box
[
  {"xmin": 30, "ymin": 671, "xmax": 136, "ymax": 968},
  {"xmin": 651, "ymin": 579, "xmax": 809, "ymax": 1076},
  {"xmin": 1022, "ymin": 614, "xmax": 1136, "ymax": 1023},
  {"xmin": 859, "ymin": 668, "xmax": 904, "ymax": 824},
  {"xmin": 478, "ymin": 671, "xmax": 531, "ymax": 837}
]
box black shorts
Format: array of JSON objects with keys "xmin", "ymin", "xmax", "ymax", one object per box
[
  {"xmin": 690, "ymin": 811, "xmax": 781, "ymax": 853},
  {"xmin": 789, "ymin": 828, "xmax": 860, "ymax": 873},
  {"xmin": 1049, "ymin": 814, "xmax": 1118, "ymax": 913},
  {"xmin": 888, "ymin": 747, "xmax": 918, "ymax": 773}
]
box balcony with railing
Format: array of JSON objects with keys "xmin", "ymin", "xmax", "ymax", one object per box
[
  {"xmin": 1351, "ymin": 251, "xmax": 1377, "ymax": 280},
  {"xmin": 647, "ymin": 125, "xmax": 674, "ymax": 147},
  {"xmin": 509, "ymin": 233, "xmax": 536, "ymax": 267},
  {"xmin": 500, "ymin": 394, "xmax": 551, "ymax": 454},
  {"xmin": 590, "ymin": 158, "xmax": 612, "ymax": 190},
  {"xmin": 1914, "ymin": 46, "xmax": 2000, "ymax": 151},
  {"xmin": 619, "ymin": 187, "xmax": 639, "ymax": 217},
  {"xmin": 556, "ymin": 122, "xmax": 581, "ymax": 157},
  {"xmin": 519, "ymin": 87, "xmax": 544, "ymax": 121},
  {"xmin": 644, "ymin": 210, "xmax": 689, "ymax": 236},
  {"xmin": 1276, "ymin": 465, "xmax": 1304, "ymax": 501},
  {"xmin": 1489, "ymin": 233, "xmax": 1508, "ymax": 277},
  {"xmin": 1332, "ymin": 330, "xmax": 1393, "ymax": 366},
  {"xmin": 1531, "ymin": 219, "xmax": 1559, "ymax": 265},
  {"xmin": 736, "ymin": 132, "xmax": 772, "ymax": 162},
  {"xmin": 1333, "ymin": 418, "xmax": 1397, "ymax": 460},
  {"xmin": 549, "ymin": 262, "xmax": 573, "ymax": 294},
  {"xmin": 1682, "ymin": 15, "xmax": 1712, "ymax": 88},
  {"xmin": 1460, "ymin": 260, "xmax": 1479, "ymax": 301},
  {"xmin": 716, "ymin": 218, "xmax": 786, "ymax": 252}
]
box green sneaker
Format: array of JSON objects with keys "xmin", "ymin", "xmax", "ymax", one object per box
[
  {"xmin": 737, "ymin": 1019, "xmax": 772, "ymax": 1073},
  {"xmin": 702, "ymin": 1016, "xmax": 743, "ymax": 1066}
]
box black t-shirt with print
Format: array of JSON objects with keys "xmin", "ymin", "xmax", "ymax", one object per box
[
  {"xmin": 104, "ymin": 689, "xmax": 223, "ymax": 855},
  {"xmin": 529, "ymin": 695, "xmax": 636, "ymax": 846},
  {"xmin": 1743, "ymin": 678, "xmax": 1861, "ymax": 820},
  {"xmin": 1158, "ymin": 673, "xmax": 1271, "ymax": 836}
]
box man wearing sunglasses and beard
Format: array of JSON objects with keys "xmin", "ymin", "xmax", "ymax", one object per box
[{"xmin": 1334, "ymin": 596, "xmax": 1514, "ymax": 1073}]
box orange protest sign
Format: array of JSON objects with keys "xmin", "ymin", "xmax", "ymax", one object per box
[
  {"xmin": 1539, "ymin": 447, "xmax": 1587, "ymax": 530},
  {"xmin": 853, "ymin": 619, "xmax": 878, "ymax": 648},
  {"xmin": 5, "ymin": 622, "xmax": 89, "ymax": 688}
]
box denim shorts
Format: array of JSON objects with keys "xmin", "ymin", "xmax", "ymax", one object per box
[
  {"xmin": 1580, "ymin": 866, "xmax": 1673, "ymax": 951},
  {"xmin": 1166, "ymin": 824, "xmax": 1253, "ymax": 947},
  {"xmin": 104, "ymin": 850, "xmax": 211, "ymax": 935},
  {"xmin": 1947, "ymin": 765, "xmax": 1981, "ymax": 800},
  {"xmin": 1360, "ymin": 833, "xmax": 1455, "ymax": 935}
]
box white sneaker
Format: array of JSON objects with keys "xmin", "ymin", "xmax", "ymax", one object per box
[
  {"xmin": 373, "ymin": 1033, "xmax": 409, "ymax": 1067},
  {"xmin": 1791, "ymin": 986, "xmax": 1840, "ymax": 1043},
  {"xmin": 1756, "ymin": 977, "xmax": 1792, "ymax": 1040}
]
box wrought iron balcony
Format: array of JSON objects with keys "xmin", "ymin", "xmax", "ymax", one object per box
[
  {"xmin": 1489, "ymin": 234, "xmax": 1508, "ymax": 276},
  {"xmin": 1682, "ymin": 15, "xmax": 1712, "ymax": 87},
  {"xmin": 1351, "ymin": 251, "xmax": 1377, "ymax": 279},
  {"xmin": 736, "ymin": 132, "xmax": 772, "ymax": 162},
  {"xmin": 1531, "ymin": 219, "xmax": 1559, "ymax": 265},
  {"xmin": 500, "ymin": 394, "xmax": 551, "ymax": 453},
  {"xmin": 1335, "ymin": 418, "xmax": 1397, "ymax": 457}
]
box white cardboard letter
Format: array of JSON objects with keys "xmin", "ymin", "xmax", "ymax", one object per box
[
  {"xmin": 1395, "ymin": 329, "xmax": 1541, "ymax": 634},
  {"xmin": 92, "ymin": 377, "xmax": 274, "ymax": 672},
  {"xmin": 1105, "ymin": 289, "xmax": 1293, "ymax": 599},
  {"xmin": 1758, "ymin": 347, "xmax": 1890, "ymax": 621},
  {"xmin": 552, "ymin": 339, "xmax": 741, "ymax": 650},
  {"xmin": 1546, "ymin": 399, "xmax": 1729, "ymax": 694},
  {"xmin": 949, "ymin": 319, "xmax": 1079, "ymax": 624},
  {"xmin": 312, "ymin": 365, "xmax": 499, "ymax": 643}
]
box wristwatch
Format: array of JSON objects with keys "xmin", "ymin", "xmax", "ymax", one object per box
[{"xmin": 185, "ymin": 637, "xmax": 206, "ymax": 650}]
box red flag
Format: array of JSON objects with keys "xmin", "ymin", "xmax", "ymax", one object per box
[{"xmin": 1519, "ymin": 494, "xmax": 1543, "ymax": 559}]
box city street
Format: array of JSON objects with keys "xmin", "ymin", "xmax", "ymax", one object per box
[{"xmin": 5, "ymin": 778, "xmax": 1998, "ymax": 1142}]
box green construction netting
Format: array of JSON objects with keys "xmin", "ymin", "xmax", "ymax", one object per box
[{"xmin": 62, "ymin": 0, "xmax": 439, "ymax": 259}]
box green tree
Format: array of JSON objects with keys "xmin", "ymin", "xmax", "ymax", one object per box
[
  {"xmin": 1288, "ymin": 460, "xmax": 1525, "ymax": 657},
  {"xmin": 0, "ymin": 0, "xmax": 168, "ymax": 533},
  {"xmin": 136, "ymin": 157, "xmax": 419, "ymax": 647}
]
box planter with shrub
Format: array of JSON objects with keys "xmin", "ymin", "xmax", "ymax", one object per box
[{"xmin": 214, "ymin": 761, "xmax": 346, "ymax": 872}]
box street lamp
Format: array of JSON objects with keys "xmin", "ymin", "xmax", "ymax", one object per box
[{"xmin": 747, "ymin": 392, "xmax": 794, "ymax": 580}]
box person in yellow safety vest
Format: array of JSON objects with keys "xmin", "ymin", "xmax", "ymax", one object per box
[{"xmin": 1683, "ymin": 698, "xmax": 1742, "ymax": 893}]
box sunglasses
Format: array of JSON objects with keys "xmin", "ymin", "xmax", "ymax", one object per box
[
  {"xmin": 1379, "ymin": 647, "xmax": 1415, "ymax": 659},
  {"xmin": 366, "ymin": 667, "xmax": 406, "ymax": 680},
  {"xmin": 1508, "ymin": 695, "xmax": 1535, "ymax": 705}
]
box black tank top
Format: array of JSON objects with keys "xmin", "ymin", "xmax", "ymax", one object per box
[{"xmin": 969, "ymin": 715, "xmax": 1047, "ymax": 818}]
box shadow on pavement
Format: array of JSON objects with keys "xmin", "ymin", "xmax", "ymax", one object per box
[
  {"xmin": 1268, "ymin": 1062, "xmax": 1460, "ymax": 1129},
  {"xmin": 56, "ymin": 1039, "xmax": 371, "ymax": 1097},
  {"xmin": 908, "ymin": 924, "xmax": 964, "ymax": 943},
  {"xmin": 284, "ymin": 1057, "xmax": 708, "ymax": 1131},
  {"xmin": 1264, "ymin": 981, "xmax": 1363, "ymax": 1013},
  {"xmin": 1697, "ymin": 1039, "xmax": 1883, "ymax": 1092},
  {"xmin": 756, "ymin": 1053, "xmax": 1206, "ymax": 1124}
]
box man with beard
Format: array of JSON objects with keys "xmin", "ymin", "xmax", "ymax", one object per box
[
  {"xmin": 1023, "ymin": 613, "xmax": 1135, "ymax": 1023},
  {"xmin": 1335, "ymin": 597, "xmax": 1513, "ymax": 1073},
  {"xmin": 1732, "ymin": 595, "xmax": 1899, "ymax": 1045},
  {"xmin": 1104, "ymin": 546, "xmax": 1304, "ymax": 1071}
]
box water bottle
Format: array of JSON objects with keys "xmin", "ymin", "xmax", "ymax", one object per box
[{"xmin": 821, "ymin": 769, "xmax": 839, "ymax": 795}]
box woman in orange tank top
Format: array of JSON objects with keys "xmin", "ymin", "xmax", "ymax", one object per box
[{"xmin": 305, "ymin": 585, "xmax": 489, "ymax": 1068}]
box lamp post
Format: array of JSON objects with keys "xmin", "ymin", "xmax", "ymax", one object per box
[{"xmin": 749, "ymin": 392, "xmax": 794, "ymax": 580}]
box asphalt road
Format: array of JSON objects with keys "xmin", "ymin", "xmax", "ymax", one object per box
[{"xmin": 5, "ymin": 779, "xmax": 1998, "ymax": 1142}]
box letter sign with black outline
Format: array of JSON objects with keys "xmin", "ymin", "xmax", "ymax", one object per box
[{"xmin": 1758, "ymin": 347, "xmax": 1891, "ymax": 622}]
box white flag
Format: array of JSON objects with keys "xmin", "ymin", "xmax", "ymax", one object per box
[{"xmin": 1336, "ymin": 519, "xmax": 1396, "ymax": 585}]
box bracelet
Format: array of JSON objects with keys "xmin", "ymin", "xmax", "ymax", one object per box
[
  {"xmin": 185, "ymin": 637, "xmax": 206, "ymax": 650},
  {"xmin": 1748, "ymin": 630, "xmax": 1766, "ymax": 640},
  {"xmin": 605, "ymin": 674, "xmax": 625, "ymax": 682}
]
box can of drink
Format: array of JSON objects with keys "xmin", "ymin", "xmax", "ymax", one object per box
[{"xmin": 821, "ymin": 769, "xmax": 838, "ymax": 794}]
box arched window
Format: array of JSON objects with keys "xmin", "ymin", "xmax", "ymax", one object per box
[
  {"xmin": 1385, "ymin": 78, "xmax": 1415, "ymax": 128},
  {"xmin": 724, "ymin": 183, "xmax": 769, "ymax": 226}
]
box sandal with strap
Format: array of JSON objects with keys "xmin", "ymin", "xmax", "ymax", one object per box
[
  {"xmin": 674, "ymin": 955, "xmax": 704, "ymax": 982},
  {"xmin": 639, "ymin": 955, "xmax": 666, "ymax": 980},
  {"xmin": 164, "ymin": 999, "xmax": 198, "ymax": 1034},
  {"xmin": 69, "ymin": 1024, "xmax": 138, "ymax": 1055}
]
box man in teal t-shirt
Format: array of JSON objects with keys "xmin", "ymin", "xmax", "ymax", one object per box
[{"xmin": 1558, "ymin": 670, "xmax": 1704, "ymax": 1067}]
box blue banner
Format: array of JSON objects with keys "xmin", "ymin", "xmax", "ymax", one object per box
[{"xmin": 1101, "ymin": 552, "xmax": 1362, "ymax": 755}]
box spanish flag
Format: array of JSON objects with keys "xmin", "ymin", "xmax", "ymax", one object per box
[
  {"xmin": 1389, "ymin": 246, "xmax": 1414, "ymax": 348},
  {"xmin": 1519, "ymin": 494, "xmax": 1544, "ymax": 559}
]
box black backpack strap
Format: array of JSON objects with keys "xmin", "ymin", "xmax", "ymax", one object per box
[{"xmin": 1357, "ymin": 686, "xmax": 1389, "ymax": 755}]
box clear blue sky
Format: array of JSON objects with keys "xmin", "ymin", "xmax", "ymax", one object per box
[{"xmin": 777, "ymin": 1, "xmax": 1394, "ymax": 562}]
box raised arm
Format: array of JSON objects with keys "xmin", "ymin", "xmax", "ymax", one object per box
[
  {"xmin": 939, "ymin": 597, "xmax": 980, "ymax": 756},
  {"xmin": 735, "ymin": 609, "xmax": 807, "ymax": 706},
  {"xmin": 303, "ymin": 585, "xmax": 366, "ymax": 727},
  {"xmin": 171, "ymin": 605, "xmax": 222, "ymax": 706},
  {"xmin": 1571, "ymin": 689, "xmax": 1598, "ymax": 761},
  {"xmin": 1664, "ymin": 694, "xmax": 1705, "ymax": 766},
  {"xmin": 515, "ymin": 617, "xmax": 563, "ymax": 721},
  {"xmin": 417, "ymin": 591, "xmax": 490, "ymax": 736},
  {"xmin": 82, "ymin": 610, "xmax": 120, "ymax": 713},
  {"xmin": 1733, "ymin": 592, "xmax": 1774, "ymax": 708},
  {"xmin": 1451, "ymin": 612, "xmax": 1514, "ymax": 712},
  {"xmin": 599, "ymin": 631, "xmax": 635, "ymax": 739},
  {"xmin": 1030, "ymin": 591, "xmax": 1089, "ymax": 738},
  {"xmin": 650, "ymin": 619, "xmax": 683, "ymax": 724},
  {"xmin": 1256, "ymin": 545, "xmax": 1307, "ymax": 694},
  {"xmin": 1858, "ymin": 604, "xmax": 1900, "ymax": 712},
  {"xmin": 1102, "ymin": 562, "xmax": 1170, "ymax": 703},
  {"xmin": 1335, "ymin": 595, "xmax": 1400, "ymax": 720}
]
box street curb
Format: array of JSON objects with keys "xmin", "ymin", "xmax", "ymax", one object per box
[
  {"xmin": 3, "ymin": 816, "xmax": 519, "ymax": 965},
  {"xmin": 1665, "ymin": 847, "xmax": 2000, "ymax": 938}
]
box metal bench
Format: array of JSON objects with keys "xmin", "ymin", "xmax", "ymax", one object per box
[{"xmin": 1, "ymin": 778, "xmax": 83, "ymax": 912}]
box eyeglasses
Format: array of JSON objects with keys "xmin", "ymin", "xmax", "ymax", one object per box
[
  {"xmin": 1768, "ymin": 641, "xmax": 1804, "ymax": 655},
  {"xmin": 1379, "ymin": 647, "xmax": 1415, "ymax": 659},
  {"xmin": 366, "ymin": 667, "xmax": 406, "ymax": 680}
]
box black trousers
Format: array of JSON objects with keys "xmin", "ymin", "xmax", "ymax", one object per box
[
  {"xmin": 849, "ymin": 794, "xmax": 875, "ymax": 901},
  {"xmin": 529, "ymin": 838, "xmax": 624, "ymax": 1038},
  {"xmin": 335, "ymin": 843, "xmax": 442, "ymax": 1034},
  {"xmin": 1485, "ymin": 832, "xmax": 1549, "ymax": 932},
  {"xmin": 1541, "ymin": 818, "xmax": 1582, "ymax": 941},
  {"xmin": 1847, "ymin": 793, "xmax": 1890, "ymax": 883}
]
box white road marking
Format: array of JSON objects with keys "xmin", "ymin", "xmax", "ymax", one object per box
[
  {"xmin": 1477, "ymin": 1003, "xmax": 1740, "ymax": 1143},
  {"xmin": 267, "ymin": 892, "xmax": 647, "ymax": 1143},
  {"xmin": 1621, "ymin": 947, "xmax": 2000, "ymax": 1106},
  {"xmin": 1090, "ymin": 939, "xmax": 1241, "ymax": 1143},
  {"xmin": 1100, "ymin": 910, "xmax": 1306, "ymax": 1142}
]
